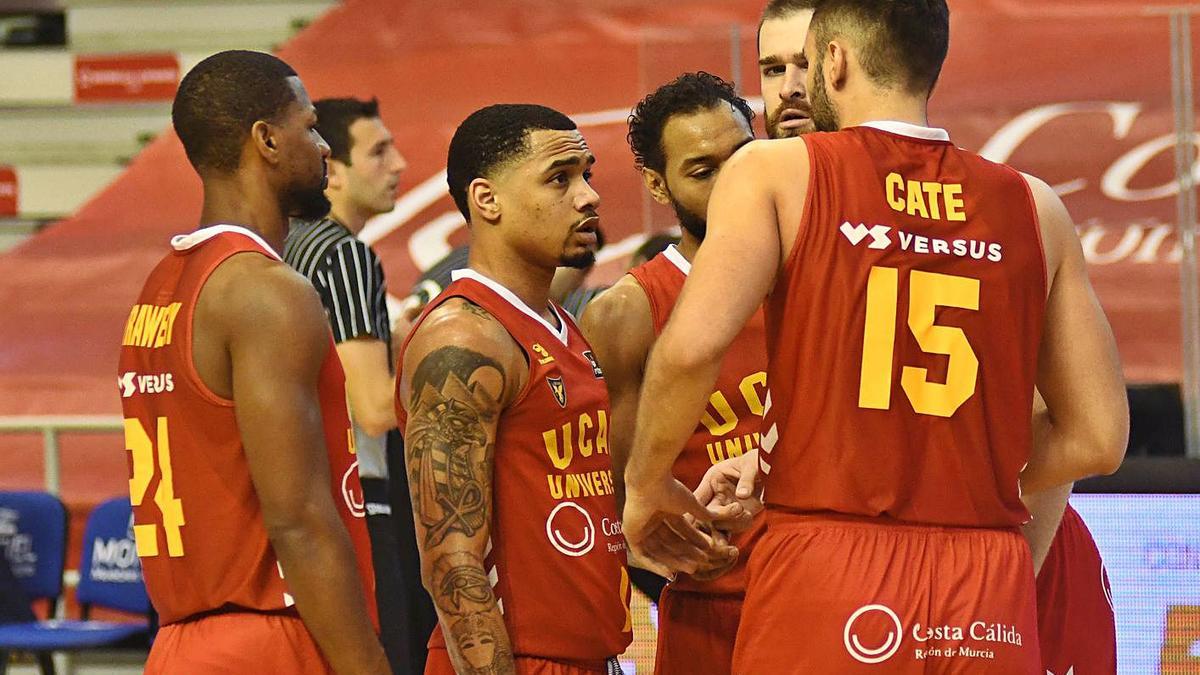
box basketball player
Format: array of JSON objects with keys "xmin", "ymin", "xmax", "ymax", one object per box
[
  {"xmin": 394, "ymin": 104, "xmax": 634, "ymax": 674},
  {"xmin": 623, "ymin": 1, "xmax": 1129, "ymax": 672},
  {"xmin": 581, "ymin": 72, "xmax": 759, "ymax": 675},
  {"xmin": 118, "ymin": 50, "xmax": 386, "ymax": 674},
  {"xmin": 757, "ymin": 0, "xmax": 819, "ymax": 139},
  {"xmin": 764, "ymin": 4, "xmax": 1121, "ymax": 672}
]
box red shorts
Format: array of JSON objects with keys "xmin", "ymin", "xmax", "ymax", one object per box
[
  {"xmin": 145, "ymin": 611, "xmax": 330, "ymax": 674},
  {"xmin": 654, "ymin": 587, "xmax": 742, "ymax": 675},
  {"xmin": 1035, "ymin": 504, "xmax": 1116, "ymax": 675},
  {"xmin": 733, "ymin": 512, "xmax": 1041, "ymax": 674},
  {"xmin": 425, "ymin": 646, "xmax": 618, "ymax": 674}
]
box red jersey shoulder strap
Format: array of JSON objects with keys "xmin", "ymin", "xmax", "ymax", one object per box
[
  {"xmin": 164, "ymin": 226, "xmax": 284, "ymax": 406},
  {"xmin": 626, "ymin": 246, "xmax": 688, "ymax": 334},
  {"xmin": 397, "ymin": 270, "xmax": 570, "ymax": 426}
]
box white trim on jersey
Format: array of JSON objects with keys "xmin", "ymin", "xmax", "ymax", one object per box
[
  {"xmin": 663, "ymin": 244, "xmax": 691, "ymax": 276},
  {"xmin": 858, "ymin": 120, "xmax": 950, "ymax": 142},
  {"xmin": 451, "ymin": 268, "xmax": 569, "ymax": 345},
  {"xmin": 170, "ymin": 224, "xmax": 282, "ymax": 260}
]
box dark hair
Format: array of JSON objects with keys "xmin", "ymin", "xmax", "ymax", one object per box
[
  {"xmin": 810, "ymin": 0, "xmax": 950, "ymax": 95},
  {"xmin": 314, "ymin": 97, "xmax": 380, "ymax": 164},
  {"xmin": 627, "ymin": 72, "xmax": 755, "ymax": 173},
  {"xmin": 172, "ymin": 50, "xmax": 299, "ymax": 174},
  {"xmin": 758, "ymin": 0, "xmax": 820, "ymax": 43},
  {"xmin": 446, "ymin": 104, "xmax": 577, "ymax": 222},
  {"xmin": 631, "ymin": 233, "xmax": 681, "ymax": 266}
]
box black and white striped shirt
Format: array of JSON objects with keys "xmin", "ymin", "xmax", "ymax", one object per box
[
  {"xmin": 285, "ymin": 217, "xmax": 392, "ymax": 350},
  {"xmin": 285, "ymin": 217, "xmax": 393, "ymax": 480}
]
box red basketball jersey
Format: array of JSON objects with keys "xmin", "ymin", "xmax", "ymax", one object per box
[
  {"xmin": 117, "ymin": 225, "xmax": 376, "ymax": 626},
  {"xmin": 760, "ymin": 122, "xmax": 1046, "ymax": 527},
  {"xmin": 1036, "ymin": 504, "xmax": 1116, "ymax": 674},
  {"xmin": 628, "ymin": 245, "xmax": 767, "ymax": 595},
  {"xmin": 397, "ymin": 269, "xmax": 632, "ymax": 661}
]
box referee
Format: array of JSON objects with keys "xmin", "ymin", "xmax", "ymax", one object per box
[{"xmin": 284, "ymin": 97, "xmax": 435, "ymax": 674}]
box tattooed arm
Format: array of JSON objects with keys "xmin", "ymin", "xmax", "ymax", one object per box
[{"xmin": 397, "ymin": 299, "xmax": 526, "ymax": 675}]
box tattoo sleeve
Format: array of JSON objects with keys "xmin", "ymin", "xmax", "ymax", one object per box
[{"xmin": 406, "ymin": 342, "xmax": 516, "ymax": 674}]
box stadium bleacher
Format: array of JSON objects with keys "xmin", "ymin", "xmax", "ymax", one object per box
[{"xmin": 0, "ymin": 0, "xmax": 333, "ymax": 253}]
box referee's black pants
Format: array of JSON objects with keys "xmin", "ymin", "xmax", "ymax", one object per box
[{"xmin": 363, "ymin": 430, "xmax": 437, "ymax": 674}]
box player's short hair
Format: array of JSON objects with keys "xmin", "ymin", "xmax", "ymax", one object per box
[
  {"xmin": 631, "ymin": 233, "xmax": 681, "ymax": 267},
  {"xmin": 172, "ymin": 50, "xmax": 299, "ymax": 175},
  {"xmin": 627, "ymin": 72, "xmax": 755, "ymax": 174},
  {"xmin": 758, "ymin": 0, "xmax": 820, "ymax": 42},
  {"xmin": 446, "ymin": 104, "xmax": 577, "ymax": 222},
  {"xmin": 810, "ymin": 0, "xmax": 950, "ymax": 95},
  {"xmin": 314, "ymin": 97, "xmax": 380, "ymax": 165},
  {"xmin": 761, "ymin": 0, "xmax": 821, "ymax": 24}
]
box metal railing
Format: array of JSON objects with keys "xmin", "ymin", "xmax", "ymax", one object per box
[{"xmin": 0, "ymin": 415, "xmax": 122, "ymax": 495}]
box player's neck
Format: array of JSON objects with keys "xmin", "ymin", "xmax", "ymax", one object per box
[
  {"xmin": 836, "ymin": 93, "xmax": 930, "ymax": 131},
  {"xmin": 198, "ymin": 177, "xmax": 288, "ymax": 254},
  {"xmin": 466, "ymin": 248, "xmax": 555, "ymax": 320},
  {"xmin": 677, "ymin": 232, "xmax": 701, "ymax": 263},
  {"xmin": 327, "ymin": 200, "xmax": 370, "ymax": 235}
]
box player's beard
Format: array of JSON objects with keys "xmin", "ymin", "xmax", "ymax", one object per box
[
  {"xmin": 559, "ymin": 211, "xmax": 598, "ymax": 269},
  {"xmin": 559, "ymin": 249, "xmax": 595, "ymax": 269},
  {"xmin": 766, "ymin": 105, "xmax": 805, "ymax": 140},
  {"xmin": 288, "ymin": 179, "xmax": 332, "ymax": 222},
  {"xmin": 809, "ymin": 58, "xmax": 840, "ymax": 133},
  {"xmin": 670, "ymin": 193, "xmax": 706, "ymax": 241}
]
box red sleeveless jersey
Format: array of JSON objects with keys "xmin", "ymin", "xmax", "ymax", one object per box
[
  {"xmin": 760, "ymin": 122, "xmax": 1046, "ymax": 528},
  {"xmin": 396, "ymin": 269, "xmax": 632, "ymax": 662},
  {"xmin": 117, "ymin": 225, "xmax": 376, "ymax": 626},
  {"xmin": 628, "ymin": 245, "xmax": 767, "ymax": 595}
]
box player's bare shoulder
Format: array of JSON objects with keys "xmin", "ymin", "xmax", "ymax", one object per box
[
  {"xmin": 200, "ymin": 253, "xmax": 327, "ymax": 338},
  {"xmin": 581, "ymin": 275, "xmax": 653, "ymax": 342},
  {"xmin": 401, "ymin": 297, "xmax": 527, "ymax": 410},
  {"xmin": 580, "ymin": 274, "xmax": 657, "ymax": 378},
  {"xmin": 1019, "ymin": 171, "xmax": 1074, "ymax": 288}
]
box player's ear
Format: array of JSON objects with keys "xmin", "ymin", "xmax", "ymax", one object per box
[
  {"xmin": 469, "ymin": 178, "xmax": 501, "ymax": 223},
  {"xmin": 828, "ymin": 39, "xmax": 849, "ymax": 90},
  {"xmin": 641, "ymin": 168, "xmax": 672, "ymax": 206},
  {"xmin": 250, "ymin": 120, "xmax": 279, "ymax": 164}
]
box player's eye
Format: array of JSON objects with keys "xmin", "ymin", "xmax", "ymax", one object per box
[
  {"xmin": 690, "ymin": 167, "xmax": 714, "ymax": 180},
  {"xmin": 763, "ymin": 65, "xmax": 785, "ymax": 77},
  {"xmin": 549, "ymin": 172, "xmax": 568, "ymax": 186},
  {"xmin": 582, "ymin": 170, "xmax": 594, "ymax": 183}
]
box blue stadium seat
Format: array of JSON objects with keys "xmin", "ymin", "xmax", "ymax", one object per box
[{"xmin": 0, "ymin": 496, "xmax": 151, "ymax": 675}]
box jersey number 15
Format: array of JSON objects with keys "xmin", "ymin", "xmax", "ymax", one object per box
[{"xmin": 858, "ymin": 267, "xmax": 980, "ymax": 418}]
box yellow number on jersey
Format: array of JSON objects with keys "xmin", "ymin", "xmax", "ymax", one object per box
[
  {"xmin": 123, "ymin": 417, "xmax": 186, "ymax": 557},
  {"xmin": 859, "ymin": 267, "xmax": 980, "ymax": 418}
]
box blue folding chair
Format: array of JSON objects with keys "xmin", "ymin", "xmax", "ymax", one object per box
[
  {"xmin": 0, "ymin": 496, "xmax": 152, "ymax": 675},
  {"xmin": 0, "ymin": 492, "xmax": 67, "ymax": 675}
]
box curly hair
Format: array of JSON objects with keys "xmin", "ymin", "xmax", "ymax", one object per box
[{"xmin": 627, "ymin": 72, "xmax": 755, "ymax": 174}]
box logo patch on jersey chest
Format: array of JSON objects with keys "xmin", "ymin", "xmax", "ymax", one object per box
[
  {"xmin": 582, "ymin": 350, "xmax": 604, "ymax": 378},
  {"xmin": 547, "ymin": 376, "xmax": 567, "ymax": 407}
]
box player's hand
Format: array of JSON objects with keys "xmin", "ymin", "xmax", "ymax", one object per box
[
  {"xmin": 685, "ymin": 519, "xmax": 740, "ymax": 581},
  {"xmin": 626, "ymin": 547, "xmax": 676, "ymax": 580},
  {"xmin": 623, "ymin": 476, "xmax": 738, "ymax": 575},
  {"xmin": 693, "ymin": 449, "xmax": 763, "ymax": 533}
]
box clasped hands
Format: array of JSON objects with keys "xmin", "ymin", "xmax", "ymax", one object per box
[{"xmin": 623, "ymin": 449, "xmax": 763, "ymax": 580}]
